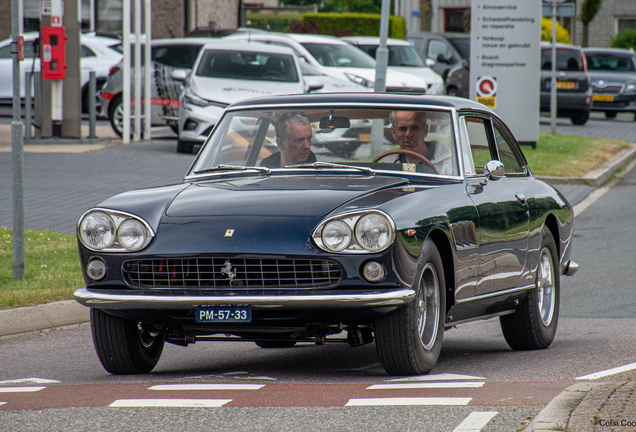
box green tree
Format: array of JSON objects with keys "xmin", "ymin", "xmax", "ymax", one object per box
[
  {"xmin": 580, "ymin": 0, "xmax": 603, "ymax": 47},
  {"xmin": 611, "ymin": 30, "xmax": 636, "ymax": 50}
]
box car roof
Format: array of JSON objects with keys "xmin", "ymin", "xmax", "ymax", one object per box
[
  {"xmin": 582, "ymin": 47, "xmax": 636, "ymax": 55},
  {"xmin": 284, "ymin": 33, "xmax": 349, "ymax": 45},
  {"xmin": 341, "ymin": 36, "xmax": 411, "ymax": 46},
  {"xmin": 227, "ymin": 92, "xmax": 493, "ymax": 113},
  {"xmin": 198, "ymin": 40, "xmax": 296, "ymax": 55},
  {"xmin": 152, "ymin": 37, "xmax": 215, "ymax": 46},
  {"xmin": 540, "ymin": 42, "xmax": 583, "ymax": 50}
]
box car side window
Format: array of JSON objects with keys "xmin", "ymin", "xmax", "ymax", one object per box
[
  {"xmin": 0, "ymin": 41, "xmax": 37, "ymax": 59},
  {"xmin": 81, "ymin": 45, "xmax": 96, "ymax": 58},
  {"xmin": 460, "ymin": 116, "xmax": 492, "ymax": 176},
  {"xmin": 269, "ymin": 41, "xmax": 304, "ymax": 58},
  {"xmin": 493, "ymin": 123, "xmax": 525, "ymax": 174},
  {"xmin": 427, "ymin": 39, "xmax": 452, "ymax": 62},
  {"xmin": 152, "ymin": 45, "xmax": 201, "ymax": 69}
]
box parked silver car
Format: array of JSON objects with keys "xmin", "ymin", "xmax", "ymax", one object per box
[
  {"xmin": 174, "ymin": 41, "xmax": 306, "ymax": 153},
  {"xmin": 100, "ymin": 38, "xmax": 210, "ymax": 136}
]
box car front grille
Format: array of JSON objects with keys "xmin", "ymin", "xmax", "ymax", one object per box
[
  {"xmin": 122, "ymin": 257, "xmax": 342, "ymax": 289},
  {"xmin": 592, "ymin": 84, "xmax": 624, "ymax": 94}
]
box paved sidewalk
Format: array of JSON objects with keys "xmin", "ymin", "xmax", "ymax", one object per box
[{"xmin": 2, "ymin": 118, "xmax": 636, "ymax": 432}]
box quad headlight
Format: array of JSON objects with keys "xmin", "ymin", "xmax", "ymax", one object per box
[
  {"xmin": 78, "ymin": 209, "xmax": 154, "ymax": 252},
  {"xmin": 313, "ymin": 210, "xmax": 395, "ymax": 253}
]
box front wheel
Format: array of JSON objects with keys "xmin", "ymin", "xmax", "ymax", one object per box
[
  {"xmin": 500, "ymin": 226, "xmax": 559, "ymax": 350},
  {"xmin": 570, "ymin": 111, "xmax": 589, "ymax": 125},
  {"xmin": 91, "ymin": 309, "xmax": 166, "ymax": 374},
  {"xmin": 375, "ymin": 239, "xmax": 446, "ymax": 375}
]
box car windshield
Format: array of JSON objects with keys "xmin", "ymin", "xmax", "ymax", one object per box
[
  {"xmin": 541, "ymin": 48, "xmax": 584, "ymax": 71},
  {"xmin": 190, "ymin": 107, "xmax": 459, "ymax": 177},
  {"xmin": 301, "ymin": 43, "xmax": 377, "ymax": 68},
  {"xmin": 585, "ymin": 53, "xmax": 636, "ymax": 72},
  {"xmin": 195, "ymin": 49, "xmax": 300, "ymax": 82},
  {"xmin": 357, "ymin": 44, "xmax": 425, "ymax": 67}
]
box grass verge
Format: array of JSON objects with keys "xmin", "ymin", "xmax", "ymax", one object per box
[
  {"xmin": 0, "ymin": 134, "xmax": 632, "ymax": 310},
  {"xmin": 0, "ymin": 228, "xmax": 83, "ymax": 310}
]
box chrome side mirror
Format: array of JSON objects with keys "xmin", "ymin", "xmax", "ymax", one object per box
[{"xmin": 484, "ymin": 160, "xmax": 505, "ymax": 181}]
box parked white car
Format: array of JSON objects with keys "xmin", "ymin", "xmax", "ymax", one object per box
[
  {"xmin": 0, "ymin": 31, "xmax": 122, "ymax": 112},
  {"xmin": 173, "ymin": 41, "xmax": 306, "ymax": 153},
  {"xmin": 224, "ymin": 32, "xmax": 432, "ymax": 93},
  {"xmin": 340, "ymin": 36, "xmax": 446, "ymax": 95}
]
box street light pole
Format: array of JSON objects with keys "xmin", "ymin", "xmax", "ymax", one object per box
[
  {"xmin": 550, "ymin": 0, "xmax": 558, "ymax": 135},
  {"xmin": 11, "ymin": 0, "xmax": 25, "ymax": 279}
]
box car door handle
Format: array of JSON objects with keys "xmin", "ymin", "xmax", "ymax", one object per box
[{"xmin": 515, "ymin": 193, "xmax": 526, "ymax": 204}]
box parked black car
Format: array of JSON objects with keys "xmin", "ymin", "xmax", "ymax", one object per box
[
  {"xmin": 540, "ymin": 42, "xmax": 592, "ymax": 125},
  {"xmin": 74, "ymin": 93, "xmax": 579, "ymax": 376},
  {"xmin": 583, "ymin": 48, "xmax": 636, "ymax": 120}
]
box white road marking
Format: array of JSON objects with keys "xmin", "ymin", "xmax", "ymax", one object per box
[
  {"xmin": 0, "ymin": 387, "xmax": 46, "ymax": 393},
  {"xmin": 386, "ymin": 373, "xmax": 486, "ymax": 382},
  {"xmin": 453, "ymin": 411, "xmax": 498, "ymax": 431},
  {"xmin": 110, "ymin": 399, "xmax": 232, "ymax": 408},
  {"xmin": 149, "ymin": 384, "xmax": 265, "ymax": 391},
  {"xmin": 576, "ymin": 362, "xmax": 636, "ymax": 380},
  {"xmin": 0, "ymin": 378, "xmax": 60, "ymax": 385},
  {"xmin": 368, "ymin": 382, "xmax": 485, "ymax": 390},
  {"xmin": 345, "ymin": 397, "xmax": 472, "ymax": 406}
]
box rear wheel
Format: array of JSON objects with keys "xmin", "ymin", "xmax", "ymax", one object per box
[
  {"xmin": 91, "ymin": 309, "xmax": 166, "ymax": 374},
  {"xmin": 500, "ymin": 226, "xmax": 559, "ymax": 350},
  {"xmin": 570, "ymin": 111, "xmax": 589, "ymax": 125},
  {"xmin": 375, "ymin": 239, "xmax": 446, "ymax": 375},
  {"xmin": 108, "ymin": 94, "xmax": 124, "ymax": 137}
]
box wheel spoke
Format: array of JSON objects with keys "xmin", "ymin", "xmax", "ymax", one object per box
[
  {"xmin": 418, "ymin": 263, "xmax": 440, "ymax": 350},
  {"xmin": 537, "ymin": 247, "xmax": 555, "ymax": 326}
]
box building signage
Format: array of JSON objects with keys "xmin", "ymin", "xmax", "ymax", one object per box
[{"xmin": 469, "ymin": 0, "xmax": 541, "ymax": 143}]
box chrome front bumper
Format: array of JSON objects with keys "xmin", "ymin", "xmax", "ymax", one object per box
[{"xmin": 73, "ymin": 288, "xmax": 416, "ymax": 310}]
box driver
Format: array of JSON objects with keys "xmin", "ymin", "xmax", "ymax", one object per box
[
  {"xmin": 260, "ymin": 112, "xmax": 317, "ymax": 168},
  {"xmin": 388, "ymin": 111, "xmax": 452, "ymax": 175}
]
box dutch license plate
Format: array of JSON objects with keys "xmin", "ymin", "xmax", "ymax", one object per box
[
  {"xmin": 593, "ymin": 94, "xmax": 614, "ymax": 102},
  {"xmin": 359, "ymin": 133, "xmax": 371, "ymax": 142},
  {"xmin": 195, "ymin": 308, "xmax": 252, "ymax": 323},
  {"xmin": 556, "ymin": 81, "xmax": 575, "ymax": 89}
]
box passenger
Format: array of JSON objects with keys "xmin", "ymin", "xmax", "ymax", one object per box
[
  {"xmin": 388, "ymin": 110, "xmax": 452, "ymax": 175},
  {"xmin": 260, "ymin": 112, "xmax": 317, "ymax": 168}
]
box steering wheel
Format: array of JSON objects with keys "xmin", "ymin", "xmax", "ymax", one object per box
[
  {"xmin": 372, "ymin": 149, "xmax": 439, "ymax": 174},
  {"xmin": 261, "ymin": 70, "xmax": 285, "ymax": 80}
]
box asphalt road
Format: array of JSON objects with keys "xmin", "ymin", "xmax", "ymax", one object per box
[{"xmin": 0, "ymin": 112, "xmax": 635, "ymax": 431}]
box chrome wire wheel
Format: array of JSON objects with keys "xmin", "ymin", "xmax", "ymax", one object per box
[
  {"xmin": 537, "ymin": 246, "xmax": 556, "ymax": 327},
  {"xmin": 417, "ymin": 262, "xmax": 440, "ymax": 351}
]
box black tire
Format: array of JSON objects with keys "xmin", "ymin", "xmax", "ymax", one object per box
[
  {"xmin": 255, "ymin": 340, "xmax": 297, "ymax": 348},
  {"xmin": 605, "ymin": 111, "xmax": 617, "ymax": 119},
  {"xmin": 570, "ymin": 111, "xmax": 589, "ymax": 125},
  {"xmin": 108, "ymin": 94, "xmax": 124, "ymax": 137},
  {"xmin": 500, "ymin": 226, "xmax": 559, "ymax": 350},
  {"xmin": 177, "ymin": 139, "xmax": 195, "ymax": 154},
  {"xmin": 446, "ymin": 86, "xmax": 459, "ymax": 97},
  {"xmin": 90, "ymin": 309, "xmax": 166, "ymax": 374},
  {"xmin": 375, "ymin": 238, "xmax": 446, "ymax": 375}
]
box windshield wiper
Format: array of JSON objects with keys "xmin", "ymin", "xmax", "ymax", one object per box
[
  {"xmin": 194, "ymin": 165, "xmax": 271, "ymax": 175},
  {"xmin": 287, "ymin": 162, "xmax": 375, "ymax": 176}
]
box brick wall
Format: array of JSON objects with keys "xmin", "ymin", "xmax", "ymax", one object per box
[
  {"xmin": 195, "ymin": 0, "xmax": 239, "ymax": 31},
  {"xmin": 573, "ymin": 0, "xmax": 636, "ymax": 47}
]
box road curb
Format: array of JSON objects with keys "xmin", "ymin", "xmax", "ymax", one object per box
[
  {"xmin": 537, "ymin": 144, "xmax": 636, "ymax": 186},
  {"xmin": 0, "ymin": 300, "xmax": 89, "ymax": 337},
  {"xmin": 526, "ymin": 382, "xmax": 603, "ymax": 431}
]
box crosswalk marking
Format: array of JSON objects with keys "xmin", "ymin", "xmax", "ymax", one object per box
[
  {"xmin": 367, "ymin": 382, "xmax": 485, "ymax": 390},
  {"xmin": 386, "ymin": 373, "xmax": 486, "ymax": 382},
  {"xmin": 110, "ymin": 399, "xmax": 232, "ymax": 408},
  {"xmin": 453, "ymin": 411, "xmax": 498, "ymax": 431},
  {"xmin": 0, "ymin": 378, "xmax": 60, "ymax": 385},
  {"xmin": 149, "ymin": 384, "xmax": 265, "ymax": 391},
  {"xmin": 345, "ymin": 397, "xmax": 472, "ymax": 406},
  {"xmin": 0, "ymin": 387, "xmax": 46, "ymax": 393}
]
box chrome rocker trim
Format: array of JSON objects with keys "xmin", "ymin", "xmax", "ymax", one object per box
[{"xmin": 73, "ymin": 288, "xmax": 416, "ymax": 310}]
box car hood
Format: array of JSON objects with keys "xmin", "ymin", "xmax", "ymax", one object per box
[
  {"xmin": 189, "ymin": 77, "xmax": 305, "ymax": 105},
  {"xmin": 166, "ymin": 175, "xmax": 408, "ymax": 218},
  {"xmin": 389, "ymin": 66, "xmax": 440, "ymax": 83},
  {"xmin": 331, "ymin": 67, "xmax": 430, "ymax": 88},
  {"xmin": 588, "ymin": 71, "xmax": 636, "ymax": 85}
]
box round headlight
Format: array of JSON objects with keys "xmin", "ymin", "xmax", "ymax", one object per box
[
  {"xmin": 355, "ymin": 213, "xmax": 392, "ymax": 252},
  {"xmin": 117, "ymin": 219, "xmax": 148, "ymax": 251},
  {"xmin": 322, "ymin": 220, "xmax": 352, "ymax": 251},
  {"xmin": 79, "ymin": 211, "xmax": 115, "ymax": 250},
  {"xmin": 86, "ymin": 259, "xmax": 107, "ymax": 281}
]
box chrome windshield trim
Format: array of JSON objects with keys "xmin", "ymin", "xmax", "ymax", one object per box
[{"xmin": 73, "ymin": 288, "xmax": 416, "ymax": 310}]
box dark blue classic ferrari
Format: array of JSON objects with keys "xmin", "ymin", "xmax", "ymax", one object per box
[{"xmin": 74, "ymin": 93, "xmax": 579, "ymax": 376}]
